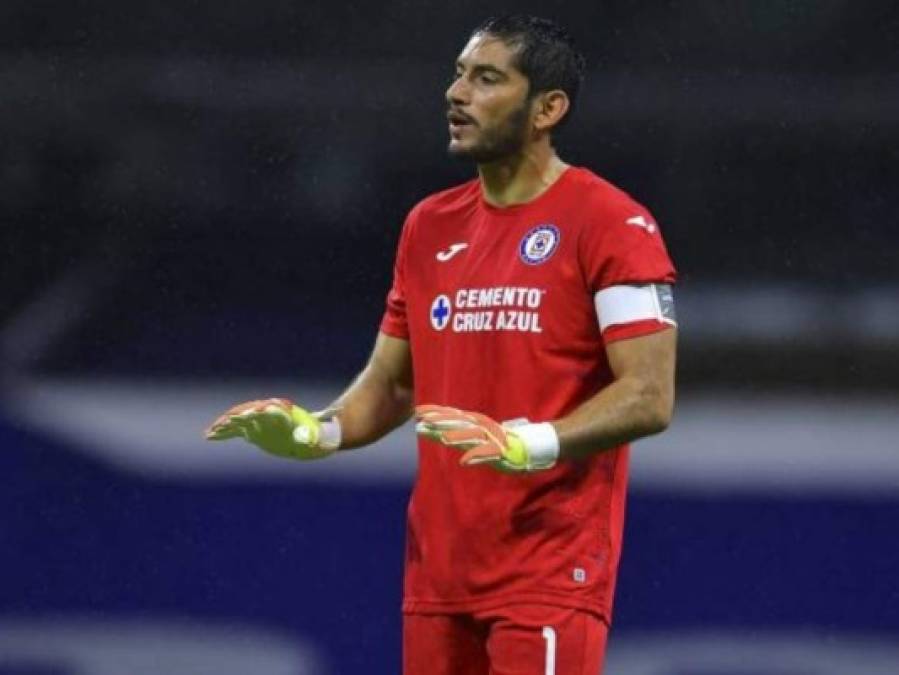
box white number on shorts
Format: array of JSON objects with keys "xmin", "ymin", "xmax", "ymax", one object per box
[{"xmin": 542, "ymin": 626, "xmax": 557, "ymax": 675}]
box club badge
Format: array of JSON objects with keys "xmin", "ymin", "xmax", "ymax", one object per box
[{"xmin": 519, "ymin": 225, "xmax": 560, "ymax": 265}]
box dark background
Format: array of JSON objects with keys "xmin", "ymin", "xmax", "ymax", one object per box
[
  {"xmin": 3, "ymin": 0, "xmax": 898, "ymax": 382},
  {"xmin": 2, "ymin": 2, "xmax": 898, "ymax": 674}
]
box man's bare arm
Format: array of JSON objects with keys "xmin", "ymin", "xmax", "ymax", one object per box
[
  {"xmin": 553, "ymin": 328, "xmax": 677, "ymax": 460},
  {"xmin": 330, "ymin": 332, "xmax": 414, "ymax": 450}
]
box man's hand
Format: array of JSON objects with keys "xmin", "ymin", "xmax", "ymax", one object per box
[
  {"xmin": 414, "ymin": 404, "xmax": 559, "ymax": 473},
  {"xmin": 205, "ymin": 398, "xmax": 341, "ymax": 460}
]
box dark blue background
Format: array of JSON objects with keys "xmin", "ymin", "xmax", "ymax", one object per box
[{"xmin": 4, "ymin": 417, "xmax": 896, "ymax": 673}]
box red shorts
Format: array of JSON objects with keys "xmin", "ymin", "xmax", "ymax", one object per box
[{"xmin": 403, "ymin": 604, "xmax": 609, "ymax": 675}]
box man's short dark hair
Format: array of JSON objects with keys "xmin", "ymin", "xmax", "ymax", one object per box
[{"xmin": 472, "ymin": 15, "xmax": 587, "ymax": 129}]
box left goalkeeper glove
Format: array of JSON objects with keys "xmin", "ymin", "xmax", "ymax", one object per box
[
  {"xmin": 205, "ymin": 398, "xmax": 341, "ymax": 460},
  {"xmin": 414, "ymin": 404, "xmax": 559, "ymax": 472}
]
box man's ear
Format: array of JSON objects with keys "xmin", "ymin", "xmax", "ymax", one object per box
[{"xmin": 532, "ymin": 90, "xmax": 570, "ymax": 132}]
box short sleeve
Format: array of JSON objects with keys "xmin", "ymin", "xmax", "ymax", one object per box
[
  {"xmin": 579, "ymin": 195, "xmax": 677, "ymax": 343},
  {"xmin": 580, "ymin": 198, "xmax": 677, "ymax": 293},
  {"xmin": 379, "ymin": 209, "xmax": 416, "ymax": 339}
]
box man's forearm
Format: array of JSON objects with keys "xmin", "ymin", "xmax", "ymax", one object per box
[
  {"xmin": 552, "ymin": 374, "xmax": 673, "ymax": 460},
  {"xmin": 411, "ymin": 329, "xmax": 676, "ymax": 472},
  {"xmin": 329, "ymin": 367, "xmax": 412, "ymax": 449},
  {"xmin": 328, "ymin": 335, "xmax": 414, "ymax": 450}
]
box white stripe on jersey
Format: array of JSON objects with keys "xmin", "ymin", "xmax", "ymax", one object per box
[{"xmin": 594, "ymin": 284, "xmax": 677, "ymax": 332}]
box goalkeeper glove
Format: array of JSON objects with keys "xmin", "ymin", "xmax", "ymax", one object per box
[
  {"xmin": 205, "ymin": 397, "xmax": 341, "ymax": 460},
  {"xmin": 414, "ymin": 404, "xmax": 559, "ymax": 472}
]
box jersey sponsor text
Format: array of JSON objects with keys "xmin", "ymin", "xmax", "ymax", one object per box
[{"xmin": 447, "ymin": 286, "xmax": 545, "ymax": 333}]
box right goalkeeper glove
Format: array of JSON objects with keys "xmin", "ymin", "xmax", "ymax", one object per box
[
  {"xmin": 415, "ymin": 404, "xmax": 559, "ymax": 472},
  {"xmin": 205, "ymin": 398, "xmax": 341, "ymax": 460}
]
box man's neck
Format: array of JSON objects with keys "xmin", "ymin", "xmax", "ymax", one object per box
[{"xmin": 478, "ymin": 142, "xmax": 569, "ymax": 208}]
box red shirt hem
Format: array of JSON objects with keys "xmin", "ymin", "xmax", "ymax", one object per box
[
  {"xmin": 378, "ymin": 321, "xmax": 409, "ymax": 340},
  {"xmin": 402, "ymin": 591, "xmax": 611, "ymax": 624}
]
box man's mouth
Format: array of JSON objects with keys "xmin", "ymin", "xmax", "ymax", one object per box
[{"xmin": 447, "ymin": 111, "xmax": 475, "ymax": 130}]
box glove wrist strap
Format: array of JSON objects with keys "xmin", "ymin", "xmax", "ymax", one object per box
[
  {"xmin": 317, "ymin": 419, "xmax": 342, "ymax": 451},
  {"xmin": 513, "ymin": 422, "xmax": 559, "ymax": 469}
]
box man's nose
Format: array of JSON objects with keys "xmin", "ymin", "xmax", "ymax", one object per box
[{"xmin": 445, "ymin": 77, "xmax": 469, "ymax": 106}]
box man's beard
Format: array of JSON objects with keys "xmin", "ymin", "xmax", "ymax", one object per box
[{"xmin": 448, "ymin": 101, "xmax": 531, "ymax": 164}]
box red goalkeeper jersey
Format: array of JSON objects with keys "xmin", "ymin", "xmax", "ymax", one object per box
[{"xmin": 379, "ymin": 166, "xmax": 676, "ymax": 622}]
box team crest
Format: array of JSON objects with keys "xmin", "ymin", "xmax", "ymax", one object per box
[{"xmin": 519, "ymin": 225, "xmax": 560, "ymax": 265}]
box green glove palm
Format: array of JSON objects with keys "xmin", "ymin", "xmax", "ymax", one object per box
[{"xmin": 205, "ymin": 397, "xmax": 340, "ymax": 460}]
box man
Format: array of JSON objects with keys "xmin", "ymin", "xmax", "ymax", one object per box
[{"xmin": 206, "ymin": 15, "xmax": 677, "ymax": 675}]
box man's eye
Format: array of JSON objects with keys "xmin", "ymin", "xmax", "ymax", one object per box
[{"xmin": 479, "ymin": 75, "xmax": 498, "ymax": 84}]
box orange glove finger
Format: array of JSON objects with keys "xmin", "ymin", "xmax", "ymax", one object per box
[
  {"xmin": 206, "ymin": 399, "xmax": 263, "ymax": 431},
  {"xmin": 206, "ymin": 398, "xmax": 294, "ymax": 434},
  {"xmin": 459, "ymin": 445, "xmax": 504, "ymax": 465},
  {"xmin": 438, "ymin": 427, "xmax": 495, "ymax": 449},
  {"xmin": 416, "ymin": 407, "xmax": 504, "ymax": 435},
  {"xmin": 415, "ymin": 407, "xmax": 468, "ymax": 426},
  {"xmin": 206, "ymin": 424, "xmax": 245, "ymax": 440},
  {"xmin": 418, "ymin": 415, "xmax": 478, "ymax": 432},
  {"xmin": 459, "ymin": 412, "xmax": 506, "ymax": 439},
  {"xmin": 415, "ymin": 403, "xmax": 463, "ymax": 417}
]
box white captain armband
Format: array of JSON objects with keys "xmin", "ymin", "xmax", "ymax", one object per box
[{"xmin": 594, "ymin": 283, "xmax": 677, "ymax": 332}]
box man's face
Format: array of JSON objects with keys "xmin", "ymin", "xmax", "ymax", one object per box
[{"xmin": 445, "ymin": 34, "xmax": 533, "ymax": 163}]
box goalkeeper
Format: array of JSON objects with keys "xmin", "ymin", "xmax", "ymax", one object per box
[{"xmin": 207, "ymin": 14, "xmax": 677, "ymax": 675}]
